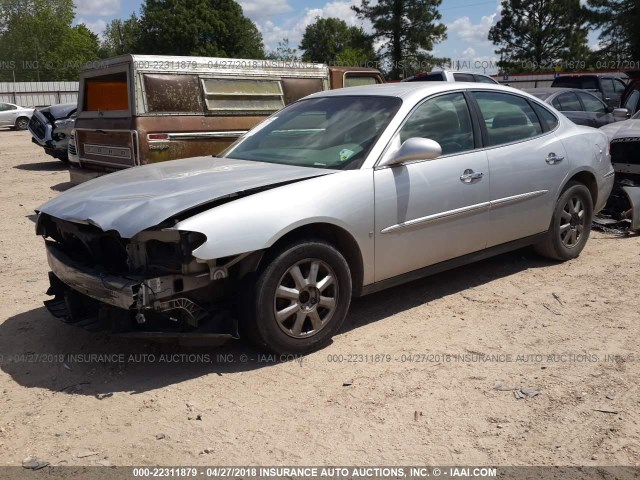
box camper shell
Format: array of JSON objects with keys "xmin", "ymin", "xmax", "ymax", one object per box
[{"xmin": 68, "ymin": 54, "xmax": 383, "ymax": 182}]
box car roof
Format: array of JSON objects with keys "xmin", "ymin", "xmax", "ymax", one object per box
[{"xmin": 306, "ymin": 82, "xmax": 525, "ymax": 102}]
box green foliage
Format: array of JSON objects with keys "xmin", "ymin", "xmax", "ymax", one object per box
[
  {"xmin": 265, "ymin": 38, "xmax": 300, "ymax": 61},
  {"xmin": 99, "ymin": 14, "xmax": 141, "ymax": 58},
  {"xmin": 585, "ymin": 0, "xmax": 640, "ymax": 61},
  {"xmin": 352, "ymin": 0, "xmax": 446, "ymax": 79},
  {"xmin": 0, "ymin": 0, "xmax": 99, "ymax": 81},
  {"xmin": 136, "ymin": 0, "xmax": 265, "ymax": 58},
  {"xmin": 401, "ymin": 52, "xmax": 451, "ymax": 78},
  {"xmin": 334, "ymin": 47, "xmax": 372, "ymax": 68},
  {"xmin": 299, "ymin": 17, "xmax": 375, "ymax": 66},
  {"xmin": 489, "ymin": 0, "xmax": 590, "ymax": 72}
]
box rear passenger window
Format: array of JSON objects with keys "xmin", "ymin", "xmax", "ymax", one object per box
[
  {"xmin": 399, "ymin": 92, "xmax": 474, "ymax": 156},
  {"xmin": 614, "ymin": 79, "xmax": 626, "ymax": 93},
  {"xmin": 453, "ymin": 73, "xmax": 475, "ymax": 82},
  {"xmin": 533, "ymin": 104, "xmax": 559, "ymax": 130},
  {"xmin": 552, "ymin": 92, "xmax": 582, "ymax": 111},
  {"xmin": 473, "ymin": 91, "xmax": 543, "ymax": 146}
]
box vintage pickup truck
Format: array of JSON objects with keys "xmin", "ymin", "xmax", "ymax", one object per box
[{"xmin": 67, "ymin": 54, "xmax": 384, "ymax": 183}]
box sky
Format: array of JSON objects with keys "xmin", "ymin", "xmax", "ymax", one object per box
[{"xmin": 73, "ymin": 0, "xmax": 601, "ymax": 74}]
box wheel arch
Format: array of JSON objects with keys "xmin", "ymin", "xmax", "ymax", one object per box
[
  {"xmin": 562, "ymin": 170, "xmax": 598, "ymax": 207},
  {"xmin": 262, "ymin": 222, "xmax": 365, "ymax": 296}
]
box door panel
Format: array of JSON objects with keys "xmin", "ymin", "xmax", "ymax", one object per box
[
  {"xmin": 472, "ymin": 91, "xmax": 569, "ymax": 247},
  {"xmin": 485, "ymin": 133, "xmax": 568, "ymax": 246},
  {"xmin": 374, "ymin": 151, "xmax": 490, "ymax": 281},
  {"xmin": 373, "ymin": 91, "xmax": 490, "ymax": 282}
]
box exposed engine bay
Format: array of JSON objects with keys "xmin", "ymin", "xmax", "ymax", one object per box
[{"xmin": 36, "ymin": 213, "xmax": 262, "ymax": 341}]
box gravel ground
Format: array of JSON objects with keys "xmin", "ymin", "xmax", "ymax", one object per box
[{"xmin": 0, "ymin": 129, "xmax": 639, "ymax": 467}]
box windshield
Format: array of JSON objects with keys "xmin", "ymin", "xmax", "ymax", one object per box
[
  {"xmin": 632, "ymin": 109, "xmax": 640, "ymax": 120},
  {"xmin": 223, "ymin": 96, "xmax": 402, "ymax": 169}
]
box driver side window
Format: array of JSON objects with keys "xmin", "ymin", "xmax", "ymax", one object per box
[{"xmin": 399, "ymin": 92, "xmax": 475, "ymax": 156}]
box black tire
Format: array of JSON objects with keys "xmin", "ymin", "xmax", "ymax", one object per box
[
  {"xmin": 241, "ymin": 240, "xmax": 352, "ymax": 354},
  {"xmin": 534, "ymin": 181, "xmax": 593, "ymax": 261},
  {"xmin": 14, "ymin": 117, "xmax": 29, "ymax": 130}
]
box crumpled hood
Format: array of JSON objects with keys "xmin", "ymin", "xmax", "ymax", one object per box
[
  {"xmin": 39, "ymin": 103, "xmax": 76, "ymax": 121},
  {"xmin": 37, "ymin": 157, "xmax": 333, "ymax": 238},
  {"xmin": 600, "ymin": 119, "xmax": 640, "ymax": 141}
]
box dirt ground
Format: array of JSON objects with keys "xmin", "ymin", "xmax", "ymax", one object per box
[{"xmin": 0, "ymin": 128, "xmax": 639, "ymax": 468}]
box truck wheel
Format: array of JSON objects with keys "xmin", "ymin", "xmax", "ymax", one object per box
[
  {"xmin": 534, "ymin": 181, "xmax": 593, "ymax": 261},
  {"xmin": 243, "ymin": 240, "xmax": 352, "ymax": 354},
  {"xmin": 15, "ymin": 117, "xmax": 29, "ymax": 130}
]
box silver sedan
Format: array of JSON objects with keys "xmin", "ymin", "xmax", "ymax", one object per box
[
  {"xmin": 36, "ymin": 82, "xmax": 615, "ymax": 353},
  {"xmin": 0, "ymin": 102, "xmax": 34, "ymax": 130}
]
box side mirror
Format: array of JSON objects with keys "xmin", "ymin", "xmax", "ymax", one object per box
[
  {"xmin": 379, "ymin": 137, "xmax": 442, "ymax": 167},
  {"xmin": 613, "ymin": 108, "xmax": 630, "ymax": 119}
]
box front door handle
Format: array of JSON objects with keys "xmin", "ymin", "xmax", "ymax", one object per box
[
  {"xmin": 460, "ymin": 169, "xmax": 484, "ymax": 183},
  {"xmin": 546, "ymin": 153, "xmax": 564, "ymax": 165}
]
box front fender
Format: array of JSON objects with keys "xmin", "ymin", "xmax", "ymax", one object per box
[{"xmin": 174, "ymin": 169, "xmax": 376, "ymax": 284}]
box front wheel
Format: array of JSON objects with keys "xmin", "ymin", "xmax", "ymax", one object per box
[
  {"xmin": 534, "ymin": 181, "xmax": 593, "ymax": 261},
  {"xmin": 243, "ymin": 240, "xmax": 352, "ymax": 354}
]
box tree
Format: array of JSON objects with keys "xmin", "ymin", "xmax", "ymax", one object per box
[
  {"xmin": 489, "ymin": 0, "xmax": 590, "ymax": 72},
  {"xmin": 136, "ymin": 0, "xmax": 264, "ymax": 58},
  {"xmin": 585, "ymin": 0, "xmax": 640, "ymax": 61},
  {"xmin": 0, "ymin": 0, "xmax": 100, "ymax": 80},
  {"xmin": 299, "ymin": 17, "xmax": 375, "ymax": 66},
  {"xmin": 352, "ymin": 0, "xmax": 446, "ymax": 79},
  {"xmin": 99, "ymin": 14, "xmax": 141, "ymax": 57},
  {"xmin": 265, "ymin": 38, "xmax": 300, "ymax": 61}
]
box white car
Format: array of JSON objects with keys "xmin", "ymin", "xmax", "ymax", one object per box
[{"xmin": 0, "ymin": 102, "xmax": 34, "ymax": 130}]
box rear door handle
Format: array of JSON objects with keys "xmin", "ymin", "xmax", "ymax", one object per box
[
  {"xmin": 460, "ymin": 169, "xmax": 484, "ymax": 183},
  {"xmin": 546, "ymin": 153, "xmax": 564, "ymax": 165}
]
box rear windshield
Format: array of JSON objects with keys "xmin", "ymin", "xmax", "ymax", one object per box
[
  {"xmin": 552, "ymin": 77, "xmax": 598, "ymax": 90},
  {"xmin": 83, "ymin": 72, "xmax": 129, "ymax": 111}
]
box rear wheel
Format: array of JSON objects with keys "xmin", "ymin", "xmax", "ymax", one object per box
[
  {"xmin": 534, "ymin": 181, "xmax": 593, "ymax": 261},
  {"xmin": 242, "ymin": 240, "xmax": 352, "ymax": 354},
  {"xmin": 14, "ymin": 117, "xmax": 29, "ymax": 130}
]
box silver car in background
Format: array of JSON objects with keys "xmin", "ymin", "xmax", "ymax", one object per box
[
  {"xmin": 0, "ymin": 102, "xmax": 34, "ymax": 130},
  {"xmin": 36, "ymin": 83, "xmax": 614, "ymax": 353}
]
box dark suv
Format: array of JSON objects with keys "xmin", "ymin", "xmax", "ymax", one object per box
[{"xmin": 550, "ymin": 74, "xmax": 627, "ymax": 109}]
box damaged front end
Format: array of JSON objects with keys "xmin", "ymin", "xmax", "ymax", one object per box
[
  {"xmin": 37, "ymin": 213, "xmax": 258, "ymax": 342},
  {"xmin": 595, "ymin": 138, "xmax": 640, "ymax": 232}
]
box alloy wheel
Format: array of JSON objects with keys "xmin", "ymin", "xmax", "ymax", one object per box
[
  {"xmin": 559, "ymin": 195, "xmax": 585, "ymax": 248},
  {"xmin": 273, "ymin": 258, "xmax": 338, "ymax": 338}
]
